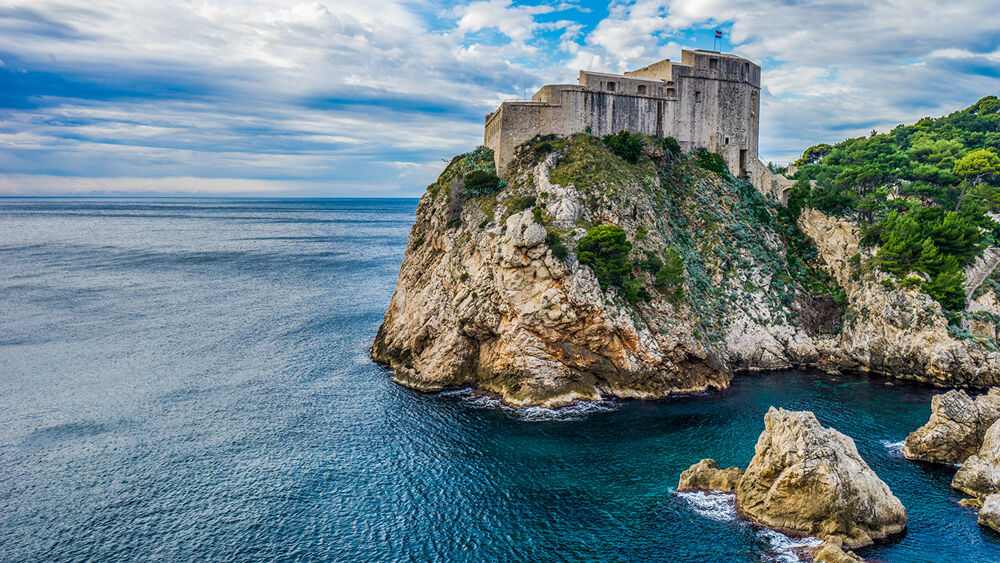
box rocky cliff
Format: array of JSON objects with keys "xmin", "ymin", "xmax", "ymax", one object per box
[
  {"xmin": 373, "ymin": 137, "xmax": 1000, "ymax": 406},
  {"xmin": 797, "ymin": 209, "xmax": 1000, "ymax": 387}
]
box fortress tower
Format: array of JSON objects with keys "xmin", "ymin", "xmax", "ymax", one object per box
[{"xmin": 484, "ymin": 49, "xmax": 791, "ymax": 199}]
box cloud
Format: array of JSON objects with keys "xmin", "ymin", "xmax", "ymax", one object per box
[
  {"xmin": 454, "ymin": 0, "xmax": 556, "ymax": 42},
  {"xmin": 0, "ymin": 0, "xmax": 998, "ymax": 195}
]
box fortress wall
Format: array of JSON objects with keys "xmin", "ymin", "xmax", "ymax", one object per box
[
  {"xmin": 485, "ymin": 50, "xmax": 773, "ymax": 189},
  {"xmin": 582, "ymin": 92, "xmax": 663, "ymax": 138}
]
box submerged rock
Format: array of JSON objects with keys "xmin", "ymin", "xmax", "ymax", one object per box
[
  {"xmin": 677, "ymin": 459, "xmax": 743, "ymax": 492},
  {"xmin": 978, "ymin": 494, "xmax": 1000, "ymax": 532},
  {"xmin": 953, "ymin": 418, "xmax": 1000, "ymax": 498},
  {"xmin": 903, "ymin": 389, "xmax": 1000, "ymax": 465},
  {"xmin": 736, "ymin": 407, "xmax": 907, "ymax": 548}
]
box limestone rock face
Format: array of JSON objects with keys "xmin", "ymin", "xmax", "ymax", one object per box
[
  {"xmin": 977, "ymin": 494, "xmax": 1000, "ymax": 532},
  {"xmin": 373, "ymin": 142, "xmax": 814, "ymax": 407},
  {"xmin": 903, "ymin": 389, "xmax": 1000, "ymax": 464},
  {"xmin": 798, "ymin": 209, "xmax": 1000, "ymax": 388},
  {"xmin": 953, "ymin": 418, "xmax": 1000, "ymax": 498},
  {"xmin": 677, "ymin": 459, "xmax": 743, "ymax": 492},
  {"xmin": 736, "ymin": 407, "xmax": 907, "ymax": 548},
  {"xmin": 374, "ymin": 140, "xmax": 1000, "ymax": 407}
]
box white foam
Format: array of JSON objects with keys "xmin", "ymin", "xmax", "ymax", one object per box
[
  {"xmin": 677, "ymin": 490, "xmax": 821, "ymax": 562},
  {"xmin": 757, "ymin": 528, "xmax": 821, "ymax": 562},
  {"xmin": 676, "ymin": 490, "xmax": 738, "ymax": 522},
  {"xmin": 881, "ymin": 439, "xmax": 905, "ymax": 457},
  {"xmin": 439, "ymin": 388, "xmax": 617, "ymax": 421}
]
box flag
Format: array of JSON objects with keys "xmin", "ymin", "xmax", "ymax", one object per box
[{"xmin": 715, "ymin": 30, "xmax": 722, "ymax": 38}]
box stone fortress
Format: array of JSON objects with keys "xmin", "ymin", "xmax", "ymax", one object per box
[{"xmin": 484, "ymin": 49, "xmax": 792, "ymax": 199}]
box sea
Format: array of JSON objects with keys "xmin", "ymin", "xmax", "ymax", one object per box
[{"xmin": 1, "ymin": 198, "xmax": 998, "ymax": 562}]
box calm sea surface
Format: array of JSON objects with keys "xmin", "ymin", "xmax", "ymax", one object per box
[{"xmin": 2, "ymin": 198, "xmax": 999, "ymax": 562}]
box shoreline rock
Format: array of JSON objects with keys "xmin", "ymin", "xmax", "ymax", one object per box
[
  {"xmin": 812, "ymin": 538, "xmax": 864, "ymax": 563},
  {"xmin": 903, "ymin": 389, "xmax": 1000, "ymax": 465},
  {"xmin": 978, "ymin": 494, "xmax": 1000, "ymax": 532},
  {"xmin": 736, "ymin": 407, "xmax": 907, "ymax": 549},
  {"xmin": 952, "ymin": 418, "xmax": 1000, "ymax": 499},
  {"xmin": 677, "ymin": 458, "xmax": 743, "ymax": 492}
]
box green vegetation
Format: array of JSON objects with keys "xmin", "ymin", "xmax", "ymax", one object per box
[
  {"xmin": 954, "ymin": 149, "xmax": 1000, "ymax": 211},
  {"xmin": 654, "ymin": 247, "xmax": 685, "ymax": 302},
  {"xmin": 505, "ymin": 194, "xmax": 535, "ymax": 213},
  {"xmin": 549, "ymin": 133, "xmax": 658, "ymax": 194},
  {"xmin": 694, "ymin": 147, "xmax": 730, "ymax": 177},
  {"xmin": 659, "ymin": 136, "xmax": 681, "ymax": 156},
  {"xmin": 577, "ymin": 225, "xmax": 632, "ymax": 291},
  {"xmin": 576, "ymin": 225, "xmax": 648, "ymax": 303},
  {"xmin": 789, "ymin": 96, "xmax": 1000, "ymax": 310},
  {"xmin": 462, "ymin": 169, "xmax": 502, "ymax": 196},
  {"xmin": 602, "ymin": 130, "xmax": 645, "ymax": 163},
  {"xmin": 545, "ymin": 229, "xmax": 569, "ymax": 260}
]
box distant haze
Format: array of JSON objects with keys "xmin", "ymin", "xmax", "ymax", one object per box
[{"xmin": 0, "ymin": 0, "xmax": 998, "ymax": 197}]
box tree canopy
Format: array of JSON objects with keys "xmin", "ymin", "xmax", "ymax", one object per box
[{"xmin": 788, "ymin": 96, "xmax": 1000, "ymax": 310}]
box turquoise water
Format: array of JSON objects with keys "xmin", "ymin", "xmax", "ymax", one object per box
[{"xmin": 1, "ymin": 198, "xmax": 998, "ymax": 562}]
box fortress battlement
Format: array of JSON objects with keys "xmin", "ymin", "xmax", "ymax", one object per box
[{"xmin": 485, "ymin": 49, "xmax": 792, "ymax": 199}]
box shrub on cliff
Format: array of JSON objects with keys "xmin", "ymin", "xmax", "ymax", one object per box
[
  {"xmin": 659, "ymin": 136, "xmax": 681, "ymax": 156},
  {"xmin": 602, "ymin": 131, "xmax": 644, "ymax": 164},
  {"xmin": 462, "ymin": 170, "xmax": 502, "ymax": 196},
  {"xmin": 577, "ymin": 225, "xmax": 632, "ymax": 291},
  {"xmin": 694, "ymin": 148, "xmax": 729, "ymax": 177},
  {"xmin": 545, "ymin": 229, "xmax": 569, "ymax": 260},
  {"xmin": 654, "ymin": 247, "xmax": 686, "ymax": 302}
]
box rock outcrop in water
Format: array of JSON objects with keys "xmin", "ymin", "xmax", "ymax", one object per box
[
  {"xmin": 903, "ymin": 389, "xmax": 1000, "ymax": 464},
  {"xmin": 677, "ymin": 459, "xmax": 743, "ymax": 492},
  {"xmin": 735, "ymin": 408, "xmax": 907, "ymax": 549},
  {"xmin": 373, "ymin": 138, "xmax": 1000, "ymax": 406},
  {"xmin": 813, "ymin": 538, "xmax": 864, "ymax": 563},
  {"xmin": 952, "ymin": 418, "xmax": 1000, "ymax": 498}
]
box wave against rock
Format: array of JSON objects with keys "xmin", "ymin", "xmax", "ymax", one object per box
[{"xmin": 735, "ymin": 407, "xmax": 907, "ymax": 549}]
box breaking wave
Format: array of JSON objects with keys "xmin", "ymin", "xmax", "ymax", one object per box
[
  {"xmin": 439, "ymin": 388, "xmax": 618, "ymax": 421},
  {"xmin": 676, "ymin": 490, "xmax": 821, "ymax": 562},
  {"xmin": 881, "ymin": 439, "xmax": 905, "ymax": 457}
]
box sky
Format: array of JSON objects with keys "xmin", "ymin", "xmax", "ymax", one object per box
[{"xmin": 0, "ymin": 0, "xmax": 998, "ymax": 197}]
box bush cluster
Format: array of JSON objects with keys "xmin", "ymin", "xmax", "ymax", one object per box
[
  {"xmin": 602, "ymin": 131, "xmax": 644, "ymax": 164},
  {"xmin": 577, "ymin": 225, "xmax": 632, "ymax": 290},
  {"xmin": 462, "ymin": 170, "xmax": 502, "ymax": 196},
  {"xmin": 693, "ymin": 148, "xmax": 729, "ymax": 177}
]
